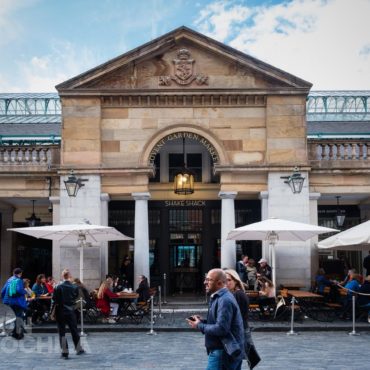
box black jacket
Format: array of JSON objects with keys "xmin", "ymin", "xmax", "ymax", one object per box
[
  {"xmin": 52, "ymin": 280, "xmax": 79, "ymax": 315},
  {"xmin": 136, "ymin": 280, "xmax": 150, "ymax": 302}
]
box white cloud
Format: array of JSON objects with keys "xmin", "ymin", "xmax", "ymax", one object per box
[
  {"xmin": 0, "ymin": 0, "xmax": 38, "ymax": 47},
  {"xmin": 194, "ymin": 0, "xmax": 370, "ymax": 90},
  {"xmin": 195, "ymin": 1, "xmax": 251, "ymax": 41},
  {"xmin": 3, "ymin": 41, "xmax": 100, "ymax": 92}
]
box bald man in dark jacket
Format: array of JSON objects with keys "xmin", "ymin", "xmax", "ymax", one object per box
[{"xmin": 51, "ymin": 269, "xmax": 84, "ymax": 359}]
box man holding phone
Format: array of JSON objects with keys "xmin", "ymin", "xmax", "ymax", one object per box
[{"xmin": 187, "ymin": 268, "xmax": 244, "ymax": 370}]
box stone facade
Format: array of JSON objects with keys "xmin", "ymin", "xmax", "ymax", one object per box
[{"xmin": 2, "ymin": 27, "xmax": 370, "ymax": 289}]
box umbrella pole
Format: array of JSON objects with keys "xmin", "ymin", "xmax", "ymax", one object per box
[
  {"xmin": 271, "ymin": 242, "xmax": 277, "ymax": 289},
  {"xmin": 79, "ymin": 240, "xmax": 84, "ymax": 283}
]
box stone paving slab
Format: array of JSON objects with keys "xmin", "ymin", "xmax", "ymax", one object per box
[
  {"xmin": 0, "ymin": 331, "xmax": 369, "ymax": 369},
  {"xmin": 2, "ymin": 302, "xmax": 370, "ymax": 333}
]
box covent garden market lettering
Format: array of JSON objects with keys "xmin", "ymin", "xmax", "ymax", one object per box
[{"xmin": 148, "ymin": 132, "xmax": 219, "ymax": 165}]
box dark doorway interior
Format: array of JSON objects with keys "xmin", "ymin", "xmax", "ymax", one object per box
[
  {"xmin": 109, "ymin": 199, "xmax": 261, "ymax": 295},
  {"xmin": 12, "ymin": 227, "xmax": 52, "ymax": 283}
]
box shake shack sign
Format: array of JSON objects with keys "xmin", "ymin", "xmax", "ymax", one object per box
[{"xmin": 149, "ymin": 132, "xmax": 219, "ymax": 164}]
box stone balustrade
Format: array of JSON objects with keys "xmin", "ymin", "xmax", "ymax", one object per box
[
  {"xmin": 0, "ymin": 145, "xmax": 60, "ymax": 167},
  {"xmin": 308, "ymin": 140, "xmax": 370, "ymax": 161}
]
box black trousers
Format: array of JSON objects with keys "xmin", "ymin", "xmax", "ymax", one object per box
[
  {"xmin": 10, "ymin": 304, "xmax": 25, "ymax": 339},
  {"xmin": 56, "ymin": 311, "xmax": 82, "ymax": 354}
]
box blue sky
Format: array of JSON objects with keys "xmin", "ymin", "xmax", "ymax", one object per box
[{"xmin": 1, "ymin": 0, "xmax": 369, "ymax": 92}]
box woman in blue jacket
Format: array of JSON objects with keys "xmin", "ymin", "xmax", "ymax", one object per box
[{"xmin": 1, "ymin": 268, "xmax": 27, "ymax": 340}]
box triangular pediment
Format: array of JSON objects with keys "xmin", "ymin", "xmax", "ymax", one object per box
[{"xmin": 56, "ymin": 26, "xmax": 312, "ymax": 92}]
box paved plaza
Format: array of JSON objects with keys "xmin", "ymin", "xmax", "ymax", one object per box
[{"xmin": 0, "ymin": 331, "xmax": 369, "ymax": 370}]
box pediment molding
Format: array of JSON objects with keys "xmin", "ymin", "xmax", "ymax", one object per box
[{"xmin": 56, "ymin": 26, "xmax": 312, "ymax": 92}]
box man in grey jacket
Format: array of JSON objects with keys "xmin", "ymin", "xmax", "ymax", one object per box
[{"xmin": 187, "ymin": 268, "xmax": 244, "ymax": 370}]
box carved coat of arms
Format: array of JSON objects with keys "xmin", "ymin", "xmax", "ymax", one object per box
[{"xmin": 159, "ymin": 49, "xmax": 208, "ymax": 86}]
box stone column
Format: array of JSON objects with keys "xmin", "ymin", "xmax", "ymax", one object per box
[
  {"xmin": 359, "ymin": 204, "xmax": 370, "ymax": 274},
  {"xmin": 259, "ymin": 191, "xmax": 269, "ymax": 260},
  {"xmin": 219, "ymin": 191, "xmax": 237, "ymax": 269},
  {"xmin": 50, "ymin": 196, "xmax": 60, "ymax": 281},
  {"xmin": 267, "ymin": 170, "xmax": 310, "ymax": 288},
  {"xmin": 100, "ymin": 193, "xmax": 110, "ymax": 279},
  {"xmin": 59, "ymin": 174, "xmax": 103, "ymax": 290},
  {"xmin": 0, "ymin": 204, "xmax": 15, "ymax": 286},
  {"xmin": 309, "ymin": 193, "xmax": 321, "ymax": 281},
  {"xmin": 132, "ymin": 192, "xmax": 151, "ymax": 289}
]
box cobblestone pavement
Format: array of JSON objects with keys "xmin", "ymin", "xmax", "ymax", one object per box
[{"xmin": 0, "ymin": 331, "xmax": 369, "ymax": 370}]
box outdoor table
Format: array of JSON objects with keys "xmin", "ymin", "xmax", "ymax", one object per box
[
  {"xmin": 286, "ymin": 290, "xmax": 337, "ymax": 322},
  {"xmin": 115, "ymin": 292, "xmax": 140, "ymax": 323},
  {"xmin": 287, "ymin": 290, "xmax": 322, "ymax": 299}
]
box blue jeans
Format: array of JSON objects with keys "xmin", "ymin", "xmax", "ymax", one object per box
[
  {"xmin": 206, "ymin": 349, "xmax": 223, "ymax": 370},
  {"xmin": 10, "ymin": 304, "xmax": 25, "ymax": 339},
  {"xmin": 206, "ymin": 349, "xmax": 242, "ymax": 370}
]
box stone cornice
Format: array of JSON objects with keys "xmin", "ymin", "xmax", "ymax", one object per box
[
  {"xmin": 214, "ymin": 165, "xmax": 311, "ymax": 173},
  {"xmin": 100, "ymin": 93, "xmax": 267, "ymax": 108},
  {"xmin": 58, "ymin": 88, "xmax": 310, "ymax": 99},
  {"xmin": 57, "ymin": 167, "xmax": 155, "ymax": 176}
]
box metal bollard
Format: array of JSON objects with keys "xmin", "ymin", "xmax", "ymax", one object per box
[
  {"xmin": 348, "ymin": 295, "xmax": 360, "ymax": 336},
  {"xmin": 163, "ymin": 273, "xmax": 167, "ymax": 304},
  {"xmin": 287, "ymin": 297, "xmax": 298, "ymax": 335},
  {"xmin": 0, "ymin": 313, "xmax": 7, "ymax": 337},
  {"xmin": 79, "ymin": 298, "xmax": 87, "ymax": 337},
  {"xmin": 158, "ymin": 286, "xmax": 163, "ymax": 319},
  {"xmin": 146, "ymin": 296, "xmax": 157, "ymax": 335}
]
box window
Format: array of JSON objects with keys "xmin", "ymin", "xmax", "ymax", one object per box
[{"xmin": 168, "ymin": 153, "xmax": 202, "ymax": 182}]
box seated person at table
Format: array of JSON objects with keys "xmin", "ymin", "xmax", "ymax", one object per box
[
  {"xmin": 73, "ymin": 278, "xmax": 93, "ymax": 309},
  {"xmin": 246, "ymin": 259, "xmax": 258, "ymax": 291},
  {"xmin": 112, "ymin": 275, "xmax": 124, "ymax": 293},
  {"xmin": 96, "ymin": 278, "xmax": 120, "ymax": 322},
  {"xmin": 32, "ymin": 274, "xmax": 49, "ymax": 297},
  {"xmin": 257, "ymin": 258, "xmax": 272, "ymax": 281},
  {"xmin": 315, "ymin": 268, "xmax": 339, "ymax": 302},
  {"xmin": 32, "ymin": 274, "xmax": 51, "ymax": 323},
  {"xmin": 136, "ymin": 275, "xmax": 150, "ymax": 302},
  {"xmin": 341, "ymin": 273, "xmax": 362, "ymax": 319},
  {"xmin": 23, "ymin": 279, "xmax": 36, "ymax": 323},
  {"xmin": 357, "ymin": 275, "xmax": 370, "ymax": 321},
  {"xmin": 257, "ymin": 276, "xmax": 275, "ymax": 316},
  {"xmin": 45, "ymin": 276, "xmax": 55, "ymax": 294}
]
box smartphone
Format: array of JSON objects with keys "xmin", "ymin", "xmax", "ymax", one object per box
[{"xmin": 187, "ymin": 316, "xmax": 196, "ymax": 321}]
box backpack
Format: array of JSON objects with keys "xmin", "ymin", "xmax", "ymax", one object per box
[{"xmin": 8, "ymin": 278, "xmax": 19, "ymax": 297}]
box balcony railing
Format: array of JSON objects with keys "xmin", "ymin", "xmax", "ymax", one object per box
[
  {"xmin": 309, "ymin": 140, "xmax": 370, "ymax": 162},
  {"xmin": 0, "ymin": 145, "xmax": 60, "ymax": 168}
]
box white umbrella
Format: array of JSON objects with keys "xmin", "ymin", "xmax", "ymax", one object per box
[
  {"xmin": 227, "ymin": 218, "xmax": 338, "ymax": 288},
  {"xmin": 8, "ymin": 223, "xmax": 133, "ymax": 282},
  {"xmin": 318, "ymin": 220, "xmax": 370, "ymax": 251}
]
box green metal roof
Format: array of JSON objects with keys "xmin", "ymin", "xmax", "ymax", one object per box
[{"xmin": 1, "ymin": 91, "xmax": 370, "ymax": 143}]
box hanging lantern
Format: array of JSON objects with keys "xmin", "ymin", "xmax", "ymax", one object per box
[
  {"xmin": 174, "ymin": 137, "xmax": 195, "ymax": 195},
  {"xmin": 26, "ymin": 200, "xmax": 41, "ymax": 227}
]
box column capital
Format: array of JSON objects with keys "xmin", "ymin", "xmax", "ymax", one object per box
[
  {"xmin": 309, "ymin": 192, "xmax": 321, "ymax": 201},
  {"xmin": 132, "ymin": 192, "xmax": 151, "ymax": 201},
  {"xmin": 49, "ymin": 196, "xmax": 60, "ymax": 205},
  {"xmin": 100, "ymin": 193, "xmax": 110, "ymax": 202},
  {"xmin": 218, "ymin": 191, "xmax": 237, "ymax": 200},
  {"xmin": 259, "ymin": 191, "xmax": 269, "ymax": 200}
]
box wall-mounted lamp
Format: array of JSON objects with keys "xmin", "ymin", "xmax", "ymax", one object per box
[
  {"xmin": 336, "ymin": 196, "xmax": 346, "ymax": 227},
  {"xmin": 280, "ymin": 166, "xmax": 305, "ymax": 194},
  {"xmin": 64, "ymin": 170, "xmax": 88, "ymax": 197},
  {"xmin": 26, "ymin": 200, "xmax": 41, "ymax": 227}
]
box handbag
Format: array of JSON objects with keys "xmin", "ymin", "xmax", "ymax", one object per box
[
  {"xmin": 245, "ymin": 343, "xmax": 261, "ymax": 369},
  {"xmin": 244, "ymin": 328, "xmax": 261, "ymax": 369}
]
